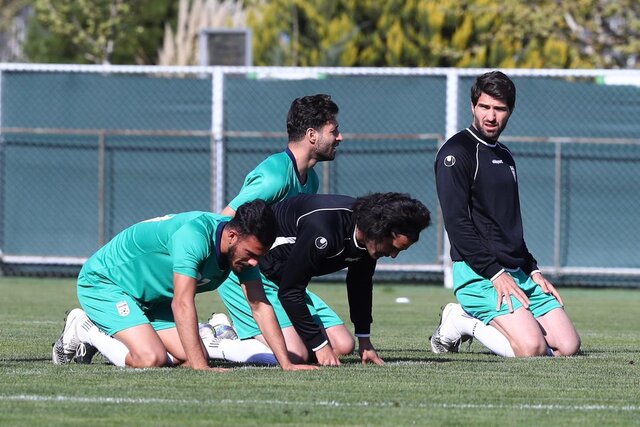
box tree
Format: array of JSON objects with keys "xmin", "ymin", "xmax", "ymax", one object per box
[
  {"xmin": 24, "ymin": 0, "xmax": 177, "ymax": 64},
  {"xmin": 558, "ymin": 0, "xmax": 640, "ymax": 68},
  {"xmin": 0, "ymin": 0, "xmax": 32, "ymax": 61},
  {"xmin": 249, "ymin": 0, "xmax": 639, "ymax": 68},
  {"xmin": 158, "ymin": 0, "xmax": 250, "ymax": 66}
]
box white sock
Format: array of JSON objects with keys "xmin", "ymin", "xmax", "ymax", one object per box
[
  {"xmin": 453, "ymin": 312, "xmax": 515, "ymax": 358},
  {"xmin": 205, "ymin": 338, "xmax": 277, "ymax": 365},
  {"xmin": 77, "ymin": 322, "xmax": 129, "ymax": 367}
]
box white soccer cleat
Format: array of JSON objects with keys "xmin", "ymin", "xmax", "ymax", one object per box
[
  {"xmin": 74, "ymin": 343, "xmax": 99, "ymax": 364},
  {"xmin": 429, "ymin": 303, "xmax": 471, "ymax": 354},
  {"xmin": 52, "ymin": 308, "xmax": 84, "ymax": 364},
  {"xmin": 73, "ymin": 313, "xmax": 99, "ymax": 364},
  {"xmin": 208, "ymin": 312, "xmax": 238, "ymax": 340}
]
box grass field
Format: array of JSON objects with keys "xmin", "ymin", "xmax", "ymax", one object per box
[{"xmin": 0, "ymin": 277, "xmax": 638, "ymax": 426}]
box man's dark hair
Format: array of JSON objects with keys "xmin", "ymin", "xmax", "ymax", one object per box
[
  {"xmin": 287, "ymin": 94, "xmax": 339, "ymax": 142},
  {"xmin": 471, "ymin": 71, "xmax": 516, "ymax": 112},
  {"xmin": 352, "ymin": 193, "xmax": 431, "ymax": 243},
  {"xmin": 229, "ymin": 200, "xmax": 277, "ymax": 248}
]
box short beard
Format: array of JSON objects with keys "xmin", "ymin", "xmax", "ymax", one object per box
[{"xmin": 227, "ymin": 244, "xmax": 243, "ymax": 274}]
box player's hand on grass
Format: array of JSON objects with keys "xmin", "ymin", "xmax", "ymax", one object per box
[
  {"xmin": 205, "ymin": 367, "xmax": 230, "ymax": 372},
  {"xmin": 315, "ymin": 343, "xmax": 341, "ymax": 366},
  {"xmin": 358, "ymin": 337, "xmax": 384, "ymax": 365},
  {"xmin": 184, "ymin": 361, "xmax": 229, "ymax": 372},
  {"xmin": 280, "ymin": 363, "xmax": 319, "ymax": 371},
  {"xmin": 491, "ymin": 272, "xmax": 530, "ymax": 313},
  {"xmin": 531, "ymin": 272, "xmax": 564, "ymax": 306}
]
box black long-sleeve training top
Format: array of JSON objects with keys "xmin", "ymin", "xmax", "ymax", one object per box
[
  {"xmin": 259, "ymin": 193, "xmax": 376, "ymax": 351},
  {"xmin": 434, "ymin": 126, "xmax": 538, "ymax": 280}
]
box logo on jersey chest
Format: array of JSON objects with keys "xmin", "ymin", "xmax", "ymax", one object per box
[{"xmin": 315, "ymin": 236, "xmax": 328, "ymax": 249}]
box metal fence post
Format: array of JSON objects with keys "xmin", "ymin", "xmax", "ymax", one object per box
[
  {"xmin": 442, "ymin": 69, "xmax": 460, "ymax": 289},
  {"xmin": 212, "ymin": 68, "xmax": 225, "ymax": 213},
  {"xmin": 553, "ymin": 141, "xmax": 563, "ymax": 276},
  {"xmin": 98, "ymin": 130, "xmax": 106, "ymax": 247}
]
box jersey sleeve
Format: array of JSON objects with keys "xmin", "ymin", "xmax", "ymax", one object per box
[
  {"xmin": 169, "ymin": 221, "xmax": 211, "ymax": 279},
  {"xmin": 228, "ymin": 170, "xmax": 287, "ymax": 211},
  {"xmin": 346, "ymin": 258, "xmax": 376, "ymax": 336},
  {"xmin": 435, "ymin": 142, "xmax": 503, "ymax": 279},
  {"xmin": 277, "ymin": 221, "xmax": 336, "ymax": 350}
]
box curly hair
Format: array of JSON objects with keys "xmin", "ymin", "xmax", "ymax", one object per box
[
  {"xmin": 228, "ymin": 200, "xmax": 277, "ymax": 248},
  {"xmin": 352, "ymin": 192, "xmax": 431, "ymax": 243},
  {"xmin": 286, "ymin": 94, "xmax": 339, "ymax": 142}
]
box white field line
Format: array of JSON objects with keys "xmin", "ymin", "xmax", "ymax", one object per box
[{"xmin": 1, "ymin": 395, "xmax": 638, "ymax": 412}]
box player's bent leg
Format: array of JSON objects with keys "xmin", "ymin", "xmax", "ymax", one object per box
[
  {"xmin": 156, "ymin": 327, "xmax": 199, "ymax": 365},
  {"xmin": 535, "ymin": 307, "xmax": 581, "ymax": 356},
  {"xmin": 490, "ymin": 307, "xmax": 548, "ymax": 357},
  {"xmin": 114, "ymin": 324, "xmax": 170, "ymax": 368},
  {"xmin": 306, "ymin": 290, "xmax": 353, "ymax": 355},
  {"xmin": 255, "ymin": 326, "xmax": 309, "ymax": 363},
  {"xmin": 325, "ymin": 325, "xmax": 355, "ymax": 356}
]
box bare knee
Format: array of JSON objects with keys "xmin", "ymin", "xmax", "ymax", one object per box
[
  {"xmin": 330, "ymin": 335, "xmax": 355, "ymax": 356},
  {"xmin": 127, "ymin": 349, "xmax": 168, "ymax": 368},
  {"xmin": 512, "ymin": 337, "xmax": 548, "ymax": 357},
  {"xmin": 285, "ymin": 342, "xmax": 309, "ymax": 364},
  {"xmin": 326, "ymin": 326, "xmax": 355, "ymax": 356},
  {"xmin": 553, "ymin": 336, "xmax": 581, "ymax": 357}
]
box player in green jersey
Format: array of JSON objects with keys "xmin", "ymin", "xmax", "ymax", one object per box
[
  {"xmin": 206, "ymin": 94, "xmax": 354, "ymax": 364},
  {"xmin": 52, "ymin": 201, "xmax": 317, "ymax": 371}
]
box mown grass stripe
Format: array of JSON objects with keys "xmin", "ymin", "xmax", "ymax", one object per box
[{"xmin": 2, "ymin": 395, "xmax": 638, "ymax": 412}]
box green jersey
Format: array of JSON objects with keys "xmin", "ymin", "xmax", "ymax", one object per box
[
  {"xmin": 80, "ymin": 211, "xmax": 259, "ymax": 305},
  {"xmin": 228, "ymin": 149, "xmax": 319, "ymax": 211}
]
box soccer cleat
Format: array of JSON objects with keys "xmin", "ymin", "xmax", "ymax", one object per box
[
  {"xmin": 429, "ymin": 303, "xmax": 472, "ymax": 354},
  {"xmin": 52, "ymin": 308, "xmax": 84, "ymax": 364},
  {"xmin": 73, "ymin": 311, "xmax": 99, "ymax": 364},
  {"xmin": 74, "ymin": 343, "xmax": 99, "ymax": 364},
  {"xmin": 208, "ymin": 312, "xmax": 239, "ymax": 340}
]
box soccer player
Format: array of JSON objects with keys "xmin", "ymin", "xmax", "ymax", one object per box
[
  {"xmin": 208, "ymin": 94, "xmax": 353, "ymax": 364},
  {"xmin": 207, "ymin": 192, "xmax": 431, "ymax": 366},
  {"xmin": 431, "ymin": 71, "xmax": 581, "ymax": 357},
  {"xmin": 52, "ymin": 200, "xmax": 317, "ymax": 371}
]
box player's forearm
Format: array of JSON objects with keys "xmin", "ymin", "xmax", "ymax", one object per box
[
  {"xmin": 172, "ymin": 299, "xmax": 209, "ymax": 369},
  {"xmin": 250, "ymin": 302, "xmax": 294, "ymax": 369}
]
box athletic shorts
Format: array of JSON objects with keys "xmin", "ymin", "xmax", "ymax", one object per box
[
  {"xmin": 77, "ymin": 271, "xmax": 176, "ymax": 336},
  {"xmin": 217, "ymin": 272, "xmax": 344, "ymax": 340},
  {"xmin": 453, "ymin": 261, "xmax": 562, "ymax": 325}
]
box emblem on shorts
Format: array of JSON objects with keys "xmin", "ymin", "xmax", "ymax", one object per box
[
  {"xmin": 444, "ymin": 155, "xmax": 456, "ymax": 167},
  {"xmin": 116, "ymin": 301, "xmax": 130, "ymax": 317},
  {"xmin": 315, "ymin": 236, "xmax": 328, "ymax": 249}
]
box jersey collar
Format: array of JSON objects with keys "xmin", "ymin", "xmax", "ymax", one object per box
[
  {"xmin": 353, "ymin": 225, "xmax": 367, "ymax": 251},
  {"xmin": 215, "ymin": 220, "xmax": 229, "ymax": 271},
  {"xmin": 466, "ymin": 126, "xmax": 498, "ymax": 147},
  {"xmin": 285, "ymin": 147, "xmax": 306, "ymax": 185}
]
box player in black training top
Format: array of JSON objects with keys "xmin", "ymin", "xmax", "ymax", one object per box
[
  {"xmin": 431, "ymin": 71, "xmax": 580, "ymax": 358},
  {"xmin": 260, "ymin": 192, "xmax": 431, "ymax": 366}
]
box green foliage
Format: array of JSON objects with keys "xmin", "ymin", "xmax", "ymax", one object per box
[
  {"xmin": 250, "ymin": 0, "xmax": 639, "ymax": 68},
  {"xmin": 23, "ymin": 0, "xmax": 176, "ymax": 64},
  {"xmin": 16, "ymin": 0, "xmax": 640, "ymax": 67}
]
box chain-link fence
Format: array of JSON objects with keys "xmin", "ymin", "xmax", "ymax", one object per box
[{"xmin": 1, "ymin": 64, "xmax": 639, "ymax": 286}]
